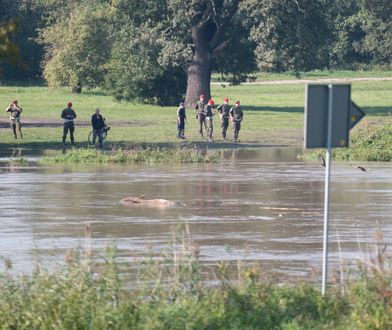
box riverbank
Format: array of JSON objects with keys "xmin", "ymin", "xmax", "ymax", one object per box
[{"xmin": 1, "ymin": 227, "xmax": 390, "ymax": 329}]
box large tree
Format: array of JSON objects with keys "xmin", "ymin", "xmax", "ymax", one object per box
[
  {"xmin": 250, "ymin": 0, "xmax": 334, "ymax": 74},
  {"xmin": 168, "ymin": 0, "xmax": 255, "ymax": 105},
  {"xmin": 37, "ymin": 0, "xmax": 257, "ymax": 105}
]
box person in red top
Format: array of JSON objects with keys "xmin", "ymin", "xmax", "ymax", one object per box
[{"xmin": 5, "ymin": 100, "xmax": 23, "ymax": 139}]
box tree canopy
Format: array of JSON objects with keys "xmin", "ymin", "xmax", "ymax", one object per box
[{"xmin": 1, "ymin": 0, "xmax": 392, "ymax": 104}]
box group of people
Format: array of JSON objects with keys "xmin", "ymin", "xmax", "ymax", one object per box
[
  {"xmin": 177, "ymin": 94, "xmax": 243, "ymax": 142},
  {"xmin": 5, "ymin": 95, "xmax": 244, "ymax": 147},
  {"xmin": 60, "ymin": 102, "xmax": 107, "ymax": 148},
  {"xmin": 4, "ymin": 100, "xmax": 107, "ymax": 148}
]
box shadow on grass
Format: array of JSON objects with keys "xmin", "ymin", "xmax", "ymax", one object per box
[
  {"xmin": 245, "ymin": 105, "xmax": 392, "ymax": 116},
  {"xmin": 361, "ymin": 106, "xmax": 392, "ymax": 116},
  {"xmin": 245, "ymin": 105, "xmax": 303, "ymax": 113},
  {"xmin": 0, "ymin": 79, "xmax": 47, "ymax": 87}
]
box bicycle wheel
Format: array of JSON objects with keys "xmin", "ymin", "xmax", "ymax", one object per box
[
  {"xmin": 101, "ymin": 131, "xmax": 107, "ymax": 146},
  {"xmin": 88, "ymin": 131, "xmax": 94, "ymax": 145}
]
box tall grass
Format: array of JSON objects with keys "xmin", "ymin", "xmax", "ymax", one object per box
[
  {"xmin": 40, "ymin": 145, "xmax": 219, "ymax": 164},
  {"xmin": 0, "ymin": 224, "xmax": 391, "ymax": 329}
]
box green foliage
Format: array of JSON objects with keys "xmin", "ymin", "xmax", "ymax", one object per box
[
  {"xmin": 0, "ymin": 20, "xmax": 23, "ymax": 68},
  {"xmin": 106, "ymin": 21, "xmax": 187, "ymax": 105},
  {"xmin": 250, "ymin": 0, "xmax": 334, "ymax": 73},
  {"xmin": 0, "ymin": 226, "xmax": 391, "ymax": 329},
  {"xmin": 333, "ymin": 120, "xmax": 392, "ymax": 161},
  {"xmin": 40, "ymin": 146, "xmax": 219, "ymax": 164},
  {"xmin": 38, "ymin": 1, "xmax": 111, "ymax": 91}
]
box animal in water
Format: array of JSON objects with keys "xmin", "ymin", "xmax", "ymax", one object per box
[
  {"xmin": 349, "ymin": 164, "xmax": 367, "ymax": 172},
  {"xmin": 120, "ymin": 194, "xmax": 180, "ymax": 207},
  {"xmin": 319, "ymin": 154, "xmax": 326, "ymax": 167}
]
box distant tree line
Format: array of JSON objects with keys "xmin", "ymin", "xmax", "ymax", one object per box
[{"xmin": 0, "ymin": 0, "xmax": 391, "ymax": 105}]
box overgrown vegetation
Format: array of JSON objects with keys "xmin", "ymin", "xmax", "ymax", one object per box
[
  {"xmin": 0, "ymin": 225, "xmax": 391, "ymax": 329},
  {"xmin": 304, "ymin": 119, "xmax": 392, "ymax": 162},
  {"xmin": 333, "ymin": 120, "xmax": 392, "ymax": 161},
  {"xmin": 40, "ymin": 145, "xmax": 219, "ymax": 164}
]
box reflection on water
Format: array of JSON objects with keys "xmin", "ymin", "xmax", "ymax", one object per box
[{"xmin": 0, "ymin": 148, "xmax": 391, "ymax": 283}]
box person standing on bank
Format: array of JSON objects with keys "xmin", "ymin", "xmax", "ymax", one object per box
[
  {"xmin": 205, "ymin": 99, "xmax": 215, "ymax": 141},
  {"xmin": 5, "ymin": 100, "xmax": 23, "ymax": 139},
  {"xmin": 177, "ymin": 102, "xmax": 187, "ymax": 139},
  {"xmin": 194, "ymin": 94, "xmax": 207, "ymax": 137},
  {"xmin": 217, "ymin": 97, "xmax": 230, "ymax": 140},
  {"xmin": 91, "ymin": 108, "xmax": 105, "ymax": 148},
  {"xmin": 230, "ymin": 100, "xmax": 243, "ymax": 143},
  {"xmin": 61, "ymin": 102, "xmax": 77, "ymax": 146}
]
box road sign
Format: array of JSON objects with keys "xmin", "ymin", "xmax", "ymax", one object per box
[
  {"xmin": 303, "ymin": 83, "xmax": 365, "ymax": 296},
  {"xmin": 304, "ymin": 84, "xmax": 364, "ymax": 149},
  {"xmin": 349, "ymin": 101, "xmax": 365, "ymax": 129}
]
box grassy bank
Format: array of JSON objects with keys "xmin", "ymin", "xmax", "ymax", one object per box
[
  {"xmin": 40, "ymin": 145, "xmax": 219, "ymax": 164},
  {"xmin": 303, "ymin": 119, "xmax": 392, "ymax": 162},
  {"xmin": 1, "ymin": 71, "xmax": 391, "ymax": 154},
  {"xmin": 0, "ymin": 226, "xmax": 391, "ymax": 329}
]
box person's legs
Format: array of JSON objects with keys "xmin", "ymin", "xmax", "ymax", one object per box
[
  {"xmin": 69, "ymin": 123, "xmax": 75, "ymax": 145},
  {"xmin": 198, "ymin": 117, "xmax": 204, "ymax": 136},
  {"xmin": 207, "ymin": 119, "xmax": 213, "ymax": 140},
  {"xmin": 62, "ymin": 124, "xmax": 69, "ymax": 144},
  {"xmin": 10, "ymin": 121, "xmax": 17, "ymax": 138},
  {"xmin": 222, "ymin": 119, "xmax": 228, "ymax": 139},
  {"xmin": 16, "ymin": 120, "xmax": 23, "ymax": 138},
  {"xmin": 97, "ymin": 128, "xmax": 103, "ymax": 148}
]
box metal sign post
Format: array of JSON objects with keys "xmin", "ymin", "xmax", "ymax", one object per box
[
  {"xmin": 303, "ymin": 83, "xmax": 365, "ymax": 296},
  {"xmin": 322, "ymin": 85, "xmax": 333, "ymax": 296}
]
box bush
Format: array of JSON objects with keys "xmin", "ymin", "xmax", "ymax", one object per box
[{"xmin": 333, "ymin": 120, "xmax": 392, "ymax": 161}]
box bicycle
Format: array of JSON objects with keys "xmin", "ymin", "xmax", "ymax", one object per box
[{"xmin": 88, "ymin": 125, "xmax": 110, "ymax": 147}]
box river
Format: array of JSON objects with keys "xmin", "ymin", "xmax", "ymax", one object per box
[{"xmin": 0, "ymin": 148, "xmax": 391, "ymax": 283}]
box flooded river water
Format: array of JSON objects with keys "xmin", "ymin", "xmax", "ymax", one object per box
[{"xmin": 0, "ymin": 148, "xmax": 391, "ymax": 282}]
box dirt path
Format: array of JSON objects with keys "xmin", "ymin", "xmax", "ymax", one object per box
[
  {"xmin": 212, "ymin": 76, "xmax": 392, "ymax": 85},
  {"xmin": 0, "ymin": 118, "xmax": 149, "ymax": 130}
]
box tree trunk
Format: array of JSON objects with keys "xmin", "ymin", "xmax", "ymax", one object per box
[{"xmin": 185, "ymin": 26, "xmax": 212, "ymax": 107}]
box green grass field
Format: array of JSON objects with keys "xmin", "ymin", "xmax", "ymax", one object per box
[{"xmin": 1, "ymin": 71, "xmax": 391, "ymax": 152}]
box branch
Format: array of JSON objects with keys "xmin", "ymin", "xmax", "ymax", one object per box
[
  {"xmin": 210, "ymin": 0, "xmax": 241, "ymax": 50},
  {"xmin": 212, "ymin": 38, "xmax": 231, "ymax": 57}
]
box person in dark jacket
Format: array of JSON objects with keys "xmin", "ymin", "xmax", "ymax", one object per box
[
  {"xmin": 177, "ymin": 102, "xmax": 187, "ymax": 139},
  {"xmin": 61, "ymin": 102, "xmax": 77, "ymax": 145},
  {"xmin": 229, "ymin": 100, "xmax": 243, "ymax": 143},
  {"xmin": 91, "ymin": 108, "xmax": 105, "ymax": 148},
  {"xmin": 5, "ymin": 100, "xmax": 23, "ymax": 139},
  {"xmin": 217, "ymin": 97, "xmax": 230, "ymax": 140}
]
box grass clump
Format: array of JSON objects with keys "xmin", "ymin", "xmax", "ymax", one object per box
[
  {"xmin": 40, "ymin": 145, "xmax": 219, "ymax": 164},
  {"xmin": 333, "ymin": 120, "xmax": 392, "ymax": 161},
  {"xmin": 0, "ymin": 225, "xmax": 391, "ymax": 329}
]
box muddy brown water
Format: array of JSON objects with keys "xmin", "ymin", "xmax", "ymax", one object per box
[{"xmin": 0, "ymin": 148, "xmax": 391, "ymax": 283}]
